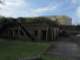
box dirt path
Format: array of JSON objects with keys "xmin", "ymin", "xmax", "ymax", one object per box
[{"xmin": 45, "ymin": 37, "xmax": 80, "ymax": 60}]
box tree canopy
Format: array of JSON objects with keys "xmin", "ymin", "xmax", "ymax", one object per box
[{"xmin": 0, "ymin": 16, "xmax": 58, "ymax": 28}]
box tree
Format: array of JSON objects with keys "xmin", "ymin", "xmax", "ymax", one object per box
[{"xmin": 33, "ymin": 17, "xmax": 58, "ymax": 26}]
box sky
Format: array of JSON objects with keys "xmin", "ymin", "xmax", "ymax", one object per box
[{"xmin": 0, "ymin": 0, "xmax": 80, "ymax": 25}]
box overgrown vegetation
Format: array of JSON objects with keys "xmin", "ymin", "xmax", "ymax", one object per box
[
  {"xmin": 0, "ymin": 16, "xmax": 58, "ymax": 27},
  {"xmin": 0, "ymin": 16, "xmax": 58, "ymax": 40},
  {"xmin": 0, "ymin": 40, "xmax": 49, "ymax": 60},
  {"xmin": 0, "ymin": 16, "xmax": 79, "ymax": 40}
]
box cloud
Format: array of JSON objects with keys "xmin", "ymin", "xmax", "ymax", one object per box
[
  {"xmin": 75, "ymin": 6, "xmax": 80, "ymax": 24},
  {"xmin": 71, "ymin": 0, "xmax": 80, "ymax": 24},
  {"xmin": 32, "ymin": 5, "xmax": 57, "ymax": 13},
  {"xmin": 71, "ymin": 0, "xmax": 80, "ymax": 5},
  {"xmin": 0, "ymin": 0, "xmax": 30, "ymax": 17},
  {"xmin": 71, "ymin": 0, "xmax": 77, "ymax": 4},
  {"xmin": 0, "ymin": 0, "xmax": 58, "ymax": 17},
  {"xmin": 28, "ymin": 5, "xmax": 57, "ymax": 17},
  {"xmin": 76, "ymin": 6, "xmax": 80, "ymax": 17},
  {"xmin": 76, "ymin": 0, "xmax": 80, "ymax": 18}
]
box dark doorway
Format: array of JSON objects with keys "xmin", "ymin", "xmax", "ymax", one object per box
[
  {"xmin": 41, "ymin": 30, "xmax": 46, "ymax": 40},
  {"xmin": 20, "ymin": 30, "xmax": 24, "ymax": 36},
  {"xmin": 34, "ymin": 30, "xmax": 38, "ymax": 36}
]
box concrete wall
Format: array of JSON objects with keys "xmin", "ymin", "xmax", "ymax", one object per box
[
  {"xmin": 0, "ymin": 23, "xmax": 59, "ymax": 41},
  {"xmin": 45, "ymin": 16, "xmax": 72, "ymax": 25}
]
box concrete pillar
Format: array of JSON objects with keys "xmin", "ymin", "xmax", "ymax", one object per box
[
  {"xmin": 37, "ymin": 30, "xmax": 41, "ymax": 41},
  {"xmin": 12, "ymin": 30, "xmax": 15, "ymax": 40},
  {"xmin": 46, "ymin": 27, "xmax": 49, "ymax": 41},
  {"xmin": 34, "ymin": 29, "xmax": 47, "ymax": 41},
  {"xmin": 47, "ymin": 27, "xmax": 52, "ymax": 41},
  {"xmin": 53, "ymin": 28, "xmax": 57, "ymax": 41},
  {"xmin": 37, "ymin": 29, "xmax": 47, "ymax": 41},
  {"xmin": 53, "ymin": 28, "xmax": 59, "ymax": 41},
  {"xmin": 9, "ymin": 30, "xmax": 13, "ymax": 40},
  {"xmin": 50, "ymin": 27, "xmax": 53, "ymax": 41},
  {"xmin": 52, "ymin": 31, "xmax": 53, "ymax": 41},
  {"xmin": 33, "ymin": 30, "xmax": 38, "ymax": 41},
  {"xmin": 8, "ymin": 30, "xmax": 10, "ymax": 40},
  {"xmin": 45, "ymin": 30, "xmax": 47, "ymax": 41},
  {"xmin": 17, "ymin": 25, "xmax": 21, "ymax": 39},
  {"xmin": 20, "ymin": 27, "xmax": 28, "ymax": 40}
]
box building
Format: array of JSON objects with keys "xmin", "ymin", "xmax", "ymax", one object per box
[
  {"xmin": 24, "ymin": 16, "xmax": 72, "ymax": 25},
  {"xmin": 0, "ymin": 16, "xmax": 72, "ymax": 41},
  {"xmin": 0, "ymin": 21, "xmax": 59, "ymax": 41},
  {"xmin": 46, "ymin": 16, "xmax": 72, "ymax": 25}
]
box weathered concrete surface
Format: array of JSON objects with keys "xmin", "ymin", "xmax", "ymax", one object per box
[{"xmin": 46, "ymin": 41, "xmax": 80, "ymax": 60}]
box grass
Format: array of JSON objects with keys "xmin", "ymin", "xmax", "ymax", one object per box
[
  {"xmin": 0, "ymin": 40, "xmax": 63, "ymax": 60},
  {"xmin": 0, "ymin": 40, "xmax": 49, "ymax": 60}
]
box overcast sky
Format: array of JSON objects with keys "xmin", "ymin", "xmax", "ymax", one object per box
[{"xmin": 0, "ymin": 0, "xmax": 80, "ymax": 25}]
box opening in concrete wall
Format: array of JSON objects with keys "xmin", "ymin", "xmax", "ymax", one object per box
[
  {"xmin": 20, "ymin": 30, "xmax": 24, "ymax": 36},
  {"xmin": 34, "ymin": 30, "xmax": 38, "ymax": 36},
  {"xmin": 41, "ymin": 30, "xmax": 47, "ymax": 40}
]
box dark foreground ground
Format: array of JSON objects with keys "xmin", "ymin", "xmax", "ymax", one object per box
[
  {"xmin": 1, "ymin": 35, "xmax": 80, "ymax": 60},
  {"xmin": 45, "ymin": 35, "xmax": 80, "ymax": 60},
  {"xmin": 0, "ymin": 40, "xmax": 49, "ymax": 60}
]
